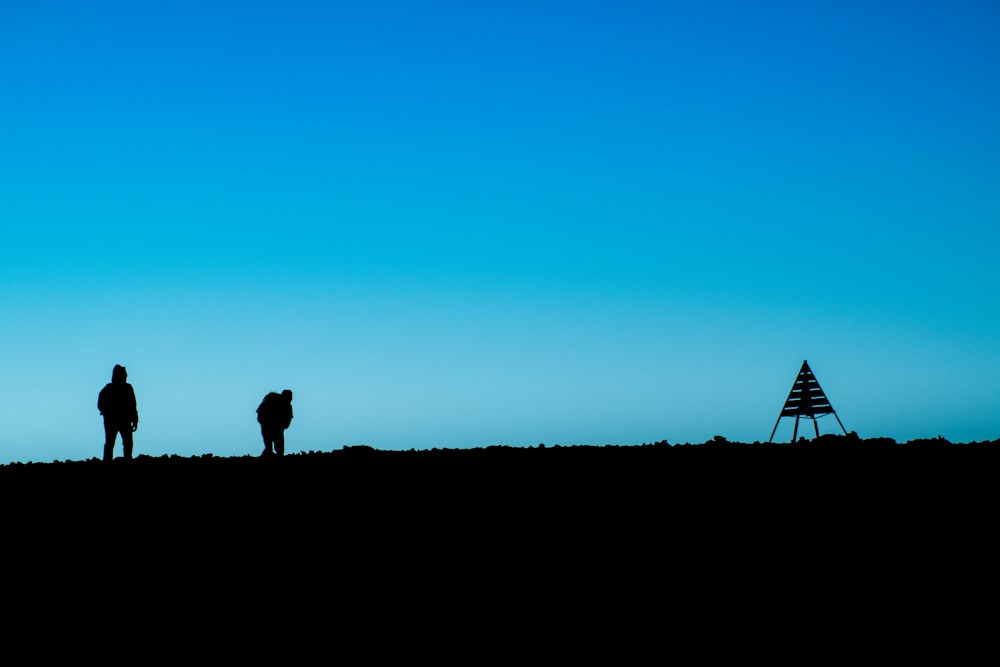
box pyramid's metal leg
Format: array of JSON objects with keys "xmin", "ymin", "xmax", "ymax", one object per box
[
  {"xmin": 833, "ymin": 411, "xmax": 847, "ymax": 435},
  {"xmin": 791, "ymin": 415, "xmax": 800, "ymax": 443},
  {"xmin": 769, "ymin": 415, "xmax": 782, "ymax": 443},
  {"xmin": 813, "ymin": 417, "xmax": 820, "ymax": 438}
]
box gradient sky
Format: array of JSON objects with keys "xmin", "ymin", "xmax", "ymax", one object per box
[{"xmin": 2, "ymin": 1, "xmax": 998, "ymax": 464}]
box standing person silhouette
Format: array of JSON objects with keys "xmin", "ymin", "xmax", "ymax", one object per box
[
  {"xmin": 98, "ymin": 364, "xmax": 139, "ymax": 462},
  {"xmin": 257, "ymin": 389, "xmax": 293, "ymax": 457}
]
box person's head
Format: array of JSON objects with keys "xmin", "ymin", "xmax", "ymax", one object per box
[
  {"xmin": 112, "ymin": 365, "xmax": 127, "ymax": 383},
  {"xmin": 282, "ymin": 389, "xmax": 293, "ymax": 402}
]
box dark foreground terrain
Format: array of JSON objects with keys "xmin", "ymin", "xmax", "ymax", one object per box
[
  {"xmin": 5, "ymin": 432, "xmax": 998, "ymax": 509},
  {"xmin": 5, "ymin": 433, "xmax": 999, "ymax": 550},
  {"xmin": 4, "ymin": 434, "xmax": 997, "ymax": 657}
]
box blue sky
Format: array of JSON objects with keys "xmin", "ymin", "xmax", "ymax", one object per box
[{"xmin": 2, "ymin": 0, "xmax": 998, "ymax": 464}]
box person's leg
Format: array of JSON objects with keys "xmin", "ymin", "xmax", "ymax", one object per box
[
  {"xmin": 261, "ymin": 426, "xmax": 274, "ymax": 455},
  {"xmin": 274, "ymin": 429, "xmax": 284, "ymax": 457},
  {"xmin": 103, "ymin": 421, "xmax": 117, "ymax": 462},
  {"xmin": 121, "ymin": 426, "xmax": 134, "ymax": 460}
]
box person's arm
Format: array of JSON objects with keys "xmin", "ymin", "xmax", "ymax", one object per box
[{"xmin": 130, "ymin": 386, "xmax": 139, "ymax": 431}]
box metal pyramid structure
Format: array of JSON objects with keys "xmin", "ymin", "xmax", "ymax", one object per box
[{"xmin": 768, "ymin": 360, "xmax": 847, "ymax": 442}]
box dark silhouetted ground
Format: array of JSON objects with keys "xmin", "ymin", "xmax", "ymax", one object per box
[{"xmin": 3, "ymin": 433, "xmax": 996, "ymax": 657}]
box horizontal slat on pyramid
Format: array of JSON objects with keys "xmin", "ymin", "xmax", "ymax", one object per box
[{"xmin": 779, "ymin": 361, "xmax": 836, "ymax": 417}]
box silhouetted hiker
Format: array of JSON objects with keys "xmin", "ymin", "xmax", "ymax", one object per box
[
  {"xmin": 97, "ymin": 364, "xmax": 139, "ymax": 462},
  {"xmin": 257, "ymin": 389, "xmax": 293, "ymax": 457}
]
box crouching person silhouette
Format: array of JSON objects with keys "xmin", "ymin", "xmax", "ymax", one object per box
[
  {"xmin": 257, "ymin": 389, "xmax": 293, "ymax": 457},
  {"xmin": 98, "ymin": 364, "xmax": 139, "ymax": 462}
]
